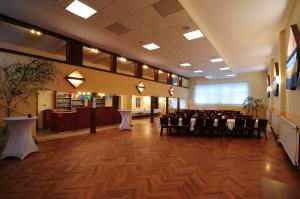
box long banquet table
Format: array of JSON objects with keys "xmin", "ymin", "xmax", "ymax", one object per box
[{"xmin": 156, "ymin": 118, "xmax": 258, "ymax": 131}]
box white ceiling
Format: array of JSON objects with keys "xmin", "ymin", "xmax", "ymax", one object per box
[
  {"xmin": 0, "ymin": 0, "xmax": 295, "ymax": 79},
  {"xmin": 179, "ymin": 0, "xmax": 296, "ymax": 74}
]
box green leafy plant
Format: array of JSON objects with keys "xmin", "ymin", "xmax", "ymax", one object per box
[
  {"xmin": 243, "ymin": 96, "xmax": 263, "ymax": 118},
  {"xmin": 0, "ymin": 59, "xmax": 56, "ymax": 117}
]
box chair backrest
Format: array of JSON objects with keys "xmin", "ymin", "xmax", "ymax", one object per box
[
  {"xmin": 195, "ymin": 117, "xmax": 204, "ymax": 127},
  {"xmin": 246, "ymin": 119, "xmax": 256, "ymax": 128},
  {"xmin": 258, "ymin": 119, "xmax": 268, "ymax": 130},
  {"xmin": 235, "ymin": 119, "xmax": 245, "ymax": 128},
  {"xmin": 218, "ymin": 119, "xmax": 227, "ymax": 127},
  {"xmin": 205, "ymin": 118, "xmax": 215, "ymax": 127},
  {"xmin": 170, "ymin": 117, "xmax": 179, "ymax": 126},
  {"xmin": 160, "ymin": 117, "xmax": 169, "ymax": 126},
  {"xmin": 182, "ymin": 117, "xmax": 191, "ymax": 126}
]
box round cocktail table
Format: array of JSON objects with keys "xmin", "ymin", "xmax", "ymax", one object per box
[{"xmin": 1, "ymin": 116, "xmax": 39, "ymax": 160}]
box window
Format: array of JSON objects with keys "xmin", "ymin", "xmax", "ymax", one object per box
[
  {"xmin": 172, "ymin": 74, "xmax": 179, "ymax": 86},
  {"xmin": 158, "ymin": 70, "xmax": 168, "ymax": 83},
  {"xmin": 182, "ymin": 77, "xmax": 189, "ymax": 87},
  {"xmin": 83, "ymin": 46, "xmax": 111, "ymax": 71},
  {"xmin": 169, "ymin": 98, "xmax": 178, "ymax": 110},
  {"xmin": 142, "ymin": 65, "xmax": 155, "ymax": 80},
  {"xmin": 180, "ymin": 98, "xmax": 187, "ymax": 109},
  {"xmin": 194, "ymin": 82, "xmax": 249, "ymax": 105},
  {"xmin": 0, "ymin": 20, "xmax": 66, "ymax": 61},
  {"xmin": 117, "ymin": 57, "xmax": 136, "ymax": 76}
]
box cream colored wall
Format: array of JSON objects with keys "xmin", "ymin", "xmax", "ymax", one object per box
[
  {"xmin": 268, "ymin": 0, "xmax": 300, "ymax": 124},
  {"xmin": 189, "ymin": 71, "xmax": 267, "ymax": 117},
  {"xmin": 0, "ymin": 51, "xmax": 189, "ymax": 136}
]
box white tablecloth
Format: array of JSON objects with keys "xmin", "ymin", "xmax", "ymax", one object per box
[
  {"xmin": 118, "ymin": 110, "xmax": 132, "ymax": 130},
  {"xmin": 1, "ymin": 116, "xmax": 39, "ymax": 160},
  {"xmin": 157, "ymin": 118, "xmax": 258, "ymax": 131}
]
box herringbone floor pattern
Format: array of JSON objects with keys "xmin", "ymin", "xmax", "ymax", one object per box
[{"xmin": 0, "ymin": 121, "xmax": 300, "ymax": 199}]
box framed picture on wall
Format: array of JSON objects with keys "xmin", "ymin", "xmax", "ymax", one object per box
[
  {"xmin": 267, "ymin": 75, "xmax": 271, "ymax": 98},
  {"xmin": 286, "ymin": 24, "xmax": 300, "ymax": 90}
]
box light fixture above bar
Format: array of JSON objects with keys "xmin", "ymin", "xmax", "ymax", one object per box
[
  {"xmin": 142, "ymin": 43, "xmax": 160, "ymax": 50},
  {"xmin": 66, "ymin": 0, "xmax": 97, "ymax": 19},
  {"xmin": 183, "ymin": 30, "xmax": 204, "ymax": 40},
  {"xmin": 205, "ymin": 76, "xmax": 212, "ymax": 79}
]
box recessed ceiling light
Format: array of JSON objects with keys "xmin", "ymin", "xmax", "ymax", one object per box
[
  {"xmin": 193, "ymin": 70, "xmax": 203, "ymax": 73},
  {"xmin": 219, "ymin": 67, "xmax": 230, "ymax": 71},
  {"xmin": 227, "ymin": 74, "xmax": 236, "ymax": 77},
  {"xmin": 183, "ymin": 30, "xmax": 204, "ymax": 40},
  {"xmin": 210, "ymin": 57, "xmax": 223, "ymax": 63},
  {"xmin": 66, "ymin": 0, "xmax": 97, "ymax": 19},
  {"xmin": 205, "ymin": 76, "xmax": 212, "ymax": 79},
  {"xmin": 180, "ymin": 63, "xmax": 191, "ymax": 67},
  {"xmin": 142, "ymin": 65, "xmax": 148, "ymax": 69},
  {"xmin": 142, "ymin": 43, "xmax": 160, "ymax": 50},
  {"xmin": 30, "ymin": 29, "xmax": 42, "ymax": 36}
]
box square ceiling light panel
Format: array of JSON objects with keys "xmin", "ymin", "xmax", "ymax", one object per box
[
  {"xmin": 66, "ymin": 0, "xmax": 97, "ymax": 19},
  {"xmin": 210, "ymin": 57, "xmax": 223, "ymax": 63},
  {"xmin": 142, "ymin": 43, "xmax": 160, "ymax": 50},
  {"xmin": 180, "ymin": 63, "xmax": 191, "ymax": 67},
  {"xmin": 183, "ymin": 30, "xmax": 204, "ymax": 40}
]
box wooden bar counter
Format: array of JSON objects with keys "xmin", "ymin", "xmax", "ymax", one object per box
[{"xmin": 49, "ymin": 107, "xmax": 121, "ymax": 132}]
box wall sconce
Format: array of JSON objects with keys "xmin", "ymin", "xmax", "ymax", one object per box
[
  {"xmin": 136, "ymin": 81, "xmax": 145, "ymax": 94},
  {"xmin": 169, "ymin": 87, "xmax": 174, "ymax": 96},
  {"xmin": 273, "ymin": 62, "xmax": 279, "ymax": 96},
  {"xmin": 66, "ymin": 69, "xmax": 85, "ymax": 88}
]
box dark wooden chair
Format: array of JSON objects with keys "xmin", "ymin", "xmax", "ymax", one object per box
[
  {"xmin": 160, "ymin": 117, "xmax": 169, "ymax": 135},
  {"xmin": 233, "ymin": 119, "xmax": 245, "ymax": 136},
  {"xmin": 245, "ymin": 118, "xmax": 256, "ymax": 137},
  {"xmin": 194, "ymin": 117, "xmax": 204, "ymax": 134},
  {"xmin": 217, "ymin": 119, "xmax": 227, "ymax": 136},
  {"xmin": 256, "ymin": 119, "xmax": 268, "ymax": 140},
  {"xmin": 180, "ymin": 117, "xmax": 191, "ymax": 134},
  {"xmin": 205, "ymin": 118, "xmax": 215, "ymax": 135},
  {"xmin": 169, "ymin": 117, "xmax": 179, "ymax": 134}
]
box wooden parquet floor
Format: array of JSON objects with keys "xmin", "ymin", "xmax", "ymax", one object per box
[{"xmin": 1, "ymin": 122, "xmax": 300, "ymax": 199}]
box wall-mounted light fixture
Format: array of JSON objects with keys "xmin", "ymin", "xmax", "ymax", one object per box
[
  {"xmin": 267, "ymin": 75, "xmax": 271, "ymax": 98},
  {"xmin": 136, "ymin": 81, "xmax": 145, "ymax": 94},
  {"xmin": 169, "ymin": 87, "xmax": 174, "ymax": 96},
  {"xmin": 273, "ymin": 62, "xmax": 279, "ymax": 96},
  {"xmin": 66, "ymin": 69, "xmax": 85, "ymax": 88}
]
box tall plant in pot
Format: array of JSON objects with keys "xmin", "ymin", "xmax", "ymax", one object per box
[{"xmin": 0, "ymin": 59, "xmax": 56, "ymax": 119}]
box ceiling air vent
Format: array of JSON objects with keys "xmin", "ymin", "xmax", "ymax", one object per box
[
  {"xmin": 105, "ymin": 22, "xmax": 130, "ymax": 35},
  {"xmin": 152, "ymin": 0, "xmax": 183, "ymax": 17}
]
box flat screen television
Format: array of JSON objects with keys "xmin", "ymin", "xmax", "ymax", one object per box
[{"xmin": 286, "ymin": 24, "xmax": 300, "ymax": 90}]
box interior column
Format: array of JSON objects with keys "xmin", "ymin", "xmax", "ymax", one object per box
[
  {"xmin": 150, "ymin": 96, "xmax": 154, "ymax": 123},
  {"xmin": 90, "ymin": 93, "xmax": 96, "ymax": 133}
]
